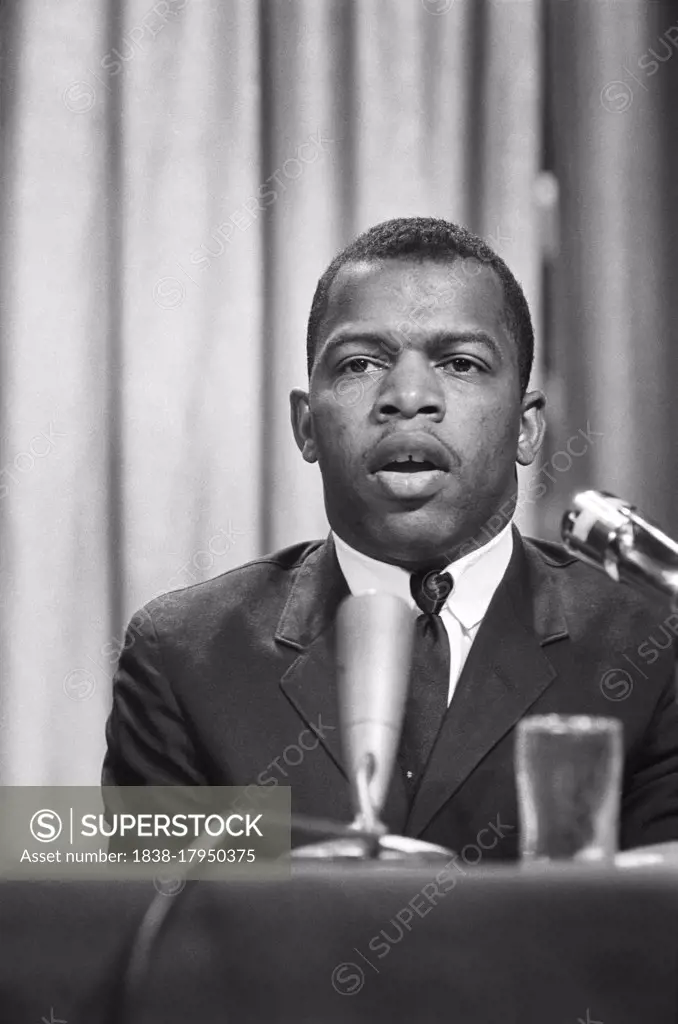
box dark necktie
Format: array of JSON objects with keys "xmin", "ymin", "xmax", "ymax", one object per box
[{"xmin": 397, "ymin": 568, "xmax": 453, "ymax": 794}]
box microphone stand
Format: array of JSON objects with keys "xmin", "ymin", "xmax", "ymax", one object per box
[
  {"xmin": 292, "ymin": 737, "xmax": 450, "ymax": 864},
  {"xmin": 290, "ymin": 751, "xmax": 451, "ymax": 862},
  {"xmin": 292, "ymin": 595, "xmax": 453, "ymax": 862}
]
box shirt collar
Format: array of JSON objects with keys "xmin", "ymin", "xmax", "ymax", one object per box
[{"xmin": 332, "ymin": 518, "xmax": 514, "ymax": 632}]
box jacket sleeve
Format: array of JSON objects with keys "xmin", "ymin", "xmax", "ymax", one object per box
[
  {"xmin": 102, "ymin": 604, "xmax": 206, "ymax": 788},
  {"xmin": 620, "ymin": 662, "xmax": 678, "ymax": 849}
]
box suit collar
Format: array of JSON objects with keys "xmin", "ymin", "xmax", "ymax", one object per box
[
  {"xmin": 505, "ymin": 525, "xmax": 570, "ymax": 644},
  {"xmin": 275, "ymin": 535, "xmax": 347, "ymax": 786},
  {"xmin": 275, "ymin": 534, "xmax": 349, "ymax": 651},
  {"xmin": 332, "ymin": 521, "xmax": 515, "ymax": 632},
  {"xmin": 276, "ymin": 526, "xmax": 570, "ymax": 650}
]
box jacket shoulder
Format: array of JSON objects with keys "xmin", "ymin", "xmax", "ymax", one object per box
[
  {"xmin": 133, "ymin": 539, "xmax": 324, "ymax": 633},
  {"xmin": 522, "ymin": 534, "xmax": 676, "ymax": 645}
]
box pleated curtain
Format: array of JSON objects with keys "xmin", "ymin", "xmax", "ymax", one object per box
[{"xmin": 1, "ymin": 0, "xmax": 543, "ymax": 784}]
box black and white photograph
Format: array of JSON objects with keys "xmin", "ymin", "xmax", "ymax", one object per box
[{"xmin": 2, "ymin": 0, "xmax": 678, "ymax": 1020}]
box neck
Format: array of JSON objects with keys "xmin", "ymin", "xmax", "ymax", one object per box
[{"xmin": 332, "ymin": 508, "xmax": 515, "ymax": 573}]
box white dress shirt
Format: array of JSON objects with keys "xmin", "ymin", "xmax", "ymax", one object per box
[{"xmin": 332, "ymin": 521, "xmax": 514, "ymax": 706}]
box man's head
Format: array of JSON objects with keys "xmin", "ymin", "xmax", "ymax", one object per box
[{"xmin": 290, "ymin": 217, "xmax": 546, "ymax": 570}]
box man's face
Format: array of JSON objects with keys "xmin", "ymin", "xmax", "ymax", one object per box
[{"xmin": 291, "ymin": 258, "xmax": 545, "ymax": 569}]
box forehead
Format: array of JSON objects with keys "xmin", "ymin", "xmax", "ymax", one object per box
[{"xmin": 319, "ymin": 257, "xmax": 510, "ymax": 342}]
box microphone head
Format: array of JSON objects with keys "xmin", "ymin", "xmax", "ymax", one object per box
[
  {"xmin": 561, "ymin": 490, "xmax": 632, "ymax": 578},
  {"xmin": 562, "ymin": 489, "xmax": 678, "ymax": 603},
  {"xmin": 336, "ymin": 592, "xmax": 416, "ymax": 823}
]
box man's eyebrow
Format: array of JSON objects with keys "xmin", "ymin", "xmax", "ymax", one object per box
[
  {"xmin": 427, "ymin": 329, "xmax": 502, "ymax": 357},
  {"xmin": 321, "ymin": 327, "xmax": 502, "ymax": 359},
  {"xmin": 320, "ymin": 330, "xmax": 401, "ymax": 358}
]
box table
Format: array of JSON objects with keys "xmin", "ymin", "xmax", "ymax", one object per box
[{"xmin": 1, "ymin": 863, "xmax": 678, "ymax": 1023}]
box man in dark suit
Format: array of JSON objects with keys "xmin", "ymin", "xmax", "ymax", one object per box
[{"xmin": 103, "ymin": 217, "xmax": 678, "ymax": 859}]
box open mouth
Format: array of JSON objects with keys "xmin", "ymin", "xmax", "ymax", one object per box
[
  {"xmin": 368, "ymin": 439, "xmax": 450, "ymax": 500},
  {"xmin": 379, "ymin": 457, "xmax": 440, "ymax": 473}
]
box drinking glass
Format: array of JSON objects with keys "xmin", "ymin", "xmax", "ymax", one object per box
[{"xmin": 515, "ymin": 714, "xmax": 623, "ymax": 863}]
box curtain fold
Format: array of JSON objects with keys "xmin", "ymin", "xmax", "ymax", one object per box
[
  {"xmin": 121, "ymin": 0, "xmax": 263, "ymax": 612},
  {"xmin": 544, "ymin": 0, "xmax": 678, "ymax": 537},
  {"xmin": 0, "ymin": 0, "xmax": 543, "ymax": 784},
  {"xmin": 0, "ymin": 1, "xmax": 113, "ymax": 782}
]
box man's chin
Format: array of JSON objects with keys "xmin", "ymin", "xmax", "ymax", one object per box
[{"xmin": 357, "ymin": 510, "xmax": 469, "ymax": 569}]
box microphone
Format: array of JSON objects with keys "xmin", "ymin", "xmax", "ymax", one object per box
[
  {"xmin": 561, "ymin": 490, "xmax": 678, "ymax": 606},
  {"xmin": 337, "ymin": 592, "xmax": 416, "ymax": 833},
  {"xmin": 292, "ymin": 591, "xmax": 452, "ymax": 862}
]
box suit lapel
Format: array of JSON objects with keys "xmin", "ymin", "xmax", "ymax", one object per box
[
  {"xmin": 276, "ymin": 536, "xmax": 348, "ymax": 773},
  {"xmin": 405, "ymin": 530, "xmax": 570, "ymax": 838},
  {"xmin": 275, "ymin": 534, "xmax": 410, "ymax": 831}
]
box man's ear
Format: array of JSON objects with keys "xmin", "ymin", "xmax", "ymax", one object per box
[
  {"xmin": 516, "ymin": 389, "xmax": 546, "ymax": 467},
  {"xmin": 290, "ymin": 388, "xmax": 318, "ymax": 464}
]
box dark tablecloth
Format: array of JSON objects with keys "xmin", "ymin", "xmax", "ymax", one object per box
[{"xmin": 1, "ymin": 863, "xmax": 678, "ymax": 1023}]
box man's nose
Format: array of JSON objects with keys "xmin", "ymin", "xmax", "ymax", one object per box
[{"xmin": 374, "ymin": 352, "xmax": 445, "ymax": 421}]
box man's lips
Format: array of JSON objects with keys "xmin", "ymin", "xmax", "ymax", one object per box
[
  {"xmin": 371, "ymin": 467, "xmax": 446, "ymax": 500},
  {"xmin": 367, "ymin": 432, "xmax": 452, "ymax": 474},
  {"xmin": 366, "ymin": 432, "xmax": 452, "ymax": 501}
]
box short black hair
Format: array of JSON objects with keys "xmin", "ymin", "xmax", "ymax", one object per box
[{"xmin": 306, "ymin": 216, "xmax": 534, "ymax": 394}]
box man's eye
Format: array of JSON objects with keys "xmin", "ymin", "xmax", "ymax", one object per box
[
  {"xmin": 444, "ymin": 357, "xmax": 481, "ymax": 374},
  {"xmin": 339, "ymin": 357, "xmax": 380, "ymax": 375}
]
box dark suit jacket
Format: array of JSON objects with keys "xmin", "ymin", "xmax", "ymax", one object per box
[{"xmin": 102, "ymin": 529, "xmax": 678, "ymax": 858}]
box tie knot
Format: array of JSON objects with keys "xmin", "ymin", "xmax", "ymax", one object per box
[{"xmin": 410, "ymin": 569, "xmax": 454, "ymax": 615}]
